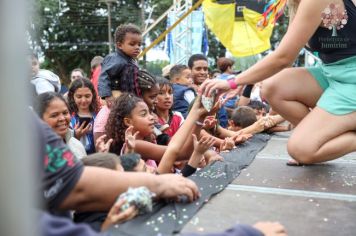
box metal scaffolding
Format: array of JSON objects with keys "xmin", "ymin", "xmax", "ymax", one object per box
[{"xmin": 169, "ymin": 0, "xmax": 193, "ymax": 64}]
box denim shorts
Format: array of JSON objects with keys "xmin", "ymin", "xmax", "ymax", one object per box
[{"xmin": 306, "ymin": 55, "xmax": 356, "ymax": 115}]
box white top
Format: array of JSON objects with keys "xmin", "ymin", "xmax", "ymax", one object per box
[
  {"xmin": 250, "ymin": 86, "xmax": 262, "ymax": 102},
  {"xmin": 65, "ymin": 129, "xmax": 87, "ymax": 159},
  {"xmin": 184, "ymin": 90, "xmax": 195, "ymax": 104},
  {"xmin": 31, "ymin": 69, "xmax": 61, "ymax": 95}
]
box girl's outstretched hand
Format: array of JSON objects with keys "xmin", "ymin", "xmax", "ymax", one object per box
[
  {"xmin": 220, "ymin": 137, "xmax": 235, "ymax": 151},
  {"xmin": 95, "ymin": 134, "xmax": 113, "ymax": 153},
  {"xmin": 192, "ymin": 134, "xmax": 215, "ymax": 155},
  {"xmin": 233, "ymin": 133, "xmax": 253, "ymax": 144},
  {"xmin": 101, "ymin": 199, "xmax": 138, "ymax": 231},
  {"xmin": 124, "ymin": 126, "xmax": 139, "ymax": 154},
  {"xmin": 204, "ymin": 149, "xmax": 224, "ymax": 165},
  {"xmin": 262, "ymin": 116, "xmax": 277, "ymax": 129},
  {"xmin": 190, "ymin": 93, "xmax": 222, "ymax": 120},
  {"xmin": 190, "ymin": 94, "xmax": 207, "ymax": 118}
]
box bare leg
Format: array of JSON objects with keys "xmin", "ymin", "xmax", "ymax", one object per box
[
  {"xmin": 288, "ymin": 107, "xmax": 356, "ymax": 164},
  {"xmin": 261, "ymin": 67, "xmax": 356, "ymax": 163},
  {"xmin": 261, "ymin": 68, "xmax": 323, "ymax": 126}
]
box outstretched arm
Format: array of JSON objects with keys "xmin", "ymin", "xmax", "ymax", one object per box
[
  {"xmin": 60, "ymin": 168, "xmax": 199, "ymax": 212},
  {"xmin": 201, "ymin": 0, "xmax": 327, "ymax": 96},
  {"xmin": 157, "ymin": 95, "xmax": 207, "ymax": 174}
]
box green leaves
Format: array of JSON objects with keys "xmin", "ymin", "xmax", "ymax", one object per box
[{"xmin": 29, "ymin": 0, "xmax": 174, "ymax": 84}]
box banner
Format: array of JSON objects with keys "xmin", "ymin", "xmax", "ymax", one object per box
[{"xmin": 203, "ymin": 0, "xmax": 274, "ymax": 57}]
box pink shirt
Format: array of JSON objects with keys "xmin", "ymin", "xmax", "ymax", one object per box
[
  {"xmin": 93, "ymin": 105, "xmax": 110, "ymax": 133},
  {"xmin": 95, "ymin": 105, "xmax": 158, "ymax": 169}
]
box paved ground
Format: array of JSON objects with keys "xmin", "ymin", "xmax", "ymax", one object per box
[{"xmin": 182, "ymin": 132, "xmax": 356, "ymax": 236}]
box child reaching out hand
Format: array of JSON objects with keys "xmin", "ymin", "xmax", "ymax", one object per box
[
  {"xmin": 109, "ymin": 92, "xmax": 221, "ymax": 175},
  {"xmin": 101, "ymin": 198, "xmax": 138, "ymax": 231},
  {"xmin": 121, "ymin": 125, "xmax": 216, "ymax": 177},
  {"xmin": 180, "ymin": 134, "xmax": 215, "ymax": 177}
]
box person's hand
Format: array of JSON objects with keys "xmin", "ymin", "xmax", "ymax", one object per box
[
  {"xmin": 219, "ymin": 137, "xmax": 235, "ymax": 151},
  {"xmin": 202, "ymin": 116, "xmax": 218, "ymax": 130},
  {"xmin": 197, "ymin": 156, "xmax": 207, "ymax": 168},
  {"xmin": 262, "ymin": 116, "xmax": 277, "ymax": 129},
  {"xmin": 95, "ymin": 134, "xmax": 113, "ymax": 153},
  {"xmin": 208, "ymin": 96, "xmax": 223, "ymax": 116},
  {"xmin": 155, "ymin": 174, "xmax": 200, "ymax": 202},
  {"xmin": 253, "ymin": 222, "xmax": 287, "ymax": 236},
  {"xmin": 124, "ymin": 126, "xmax": 139, "ymax": 154},
  {"xmin": 189, "ymin": 94, "xmax": 206, "ymax": 119},
  {"xmin": 200, "ymin": 79, "xmax": 231, "ymax": 97},
  {"xmin": 233, "ymin": 133, "xmax": 253, "ymax": 144},
  {"xmin": 105, "ymin": 96, "xmax": 115, "ymax": 109},
  {"xmin": 192, "ymin": 134, "xmax": 215, "ymax": 155},
  {"xmin": 190, "ymin": 94, "xmax": 221, "ymax": 120},
  {"xmin": 220, "ymin": 86, "xmax": 244, "ymax": 105},
  {"xmin": 101, "ymin": 199, "xmax": 138, "ymax": 231},
  {"xmin": 74, "ymin": 122, "xmax": 92, "ymax": 140},
  {"xmin": 251, "ymin": 118, "xmax": 267, "ymax": 133},
  {"xmin": 204, "ymin": 149, "xmax": 224, "ymax": 165}
]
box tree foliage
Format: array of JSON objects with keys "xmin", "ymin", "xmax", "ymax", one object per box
[{"xmin": 29, "ymin": 0, "xmax": 171, "ymax": 85}]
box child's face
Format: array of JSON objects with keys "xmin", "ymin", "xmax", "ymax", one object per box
[
  {"xmin": 42, "ymin": 98, "xmax": 71, "ymax": 139},
  {"xmin": 142, "ymin": 84, "xmax": 159, "ymax": 112},
  {"xmin": 71, "ymin": 71, "xmax": 84, "ymax": 82},
  {"xmin": 117, "ymin": 32, "xmax": 142, "ymax": 59},
  {"xmin": 156, "ymin": 85, "xmax": 173, "ymax": 111},
  {"xmin": 74, "ymin": 87, "xmax": 93, "ymax": 112},
  {"xmin": 191, "ymin": 60, "xmax": 208, "ymax": 85},
  {"xmin": 254, "ymin": 108, "xmax": 265, "ymax": 119},
  {"xmin": 178, "ymin": 68, "xmax": 192, "ymax": 85},
  {"xmin": 126, "ymin": 101, "xmax": 155, "ymax": 138}
]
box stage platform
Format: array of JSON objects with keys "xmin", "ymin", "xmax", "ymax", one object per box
[{"xmin": 182, "ymin": 132, "xmax": 356, "ymax": 236}]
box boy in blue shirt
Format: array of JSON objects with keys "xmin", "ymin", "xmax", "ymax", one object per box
[{"xmin": 170, "ymin": 64, "xmax": 196, "ymax": 118}]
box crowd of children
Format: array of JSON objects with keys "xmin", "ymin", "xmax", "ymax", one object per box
[{"xmin": 31, "ymin": 23, "xmax": 289, "ymax": 236}]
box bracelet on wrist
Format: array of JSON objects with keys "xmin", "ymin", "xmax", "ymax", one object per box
[{"xmin": 227, "ymin": 79, "xmax": 238, "ymax": 89}]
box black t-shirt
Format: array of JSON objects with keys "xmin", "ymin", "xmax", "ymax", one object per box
[
  {"xmin": 308, "ymin": 0, "xmax": 356, "ymax": 63},
  {"xmin": 34, "ymin": 114, "xmax": 84, "ymax": 214}
]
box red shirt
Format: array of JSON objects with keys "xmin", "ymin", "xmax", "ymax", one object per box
[{"xmin": 157, "ymin": 111, "xmax": 184, "ymax": 138}]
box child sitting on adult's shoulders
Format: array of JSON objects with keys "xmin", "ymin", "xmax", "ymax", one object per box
[{"xmin": 98, "ymin": 24, "xmax": 142, "ymax": 107}]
